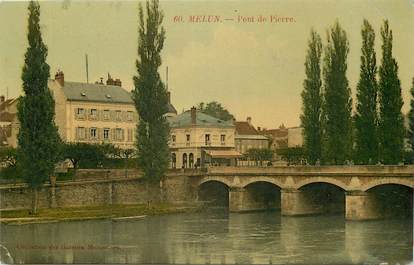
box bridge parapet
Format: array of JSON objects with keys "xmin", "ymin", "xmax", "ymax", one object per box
[{"xmin": 206, "ymin": 165, "xmax": 414, "ymax": 177}]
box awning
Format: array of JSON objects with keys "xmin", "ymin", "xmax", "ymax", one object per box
[{"xmin": 204, "ymin": 150, "xmax": 243, "ymax": 158}]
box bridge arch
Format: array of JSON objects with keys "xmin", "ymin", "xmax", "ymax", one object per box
[
  {"xmin": 362, "ymin": 179, "xmax": 413, "ymax": 192},
  {"xmin": 241, "ymin": 178, "xmax": 284, "ymax": 189},
  {"xmin": 198, "ymin": 177, "xmax": 233, "ymax": 188},
  {"xmin": 197, "ymin": 179, "xmax": 230, "ymax": 207},
  {"xmin": 295, "ymin": 177, "xmax": 349, "ymax": 191}
]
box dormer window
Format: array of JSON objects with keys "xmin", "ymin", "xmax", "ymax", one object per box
[
  {"xmin": 81, "ymin": 92, "xmax": 86, "ymax": 97},
  {"xmin": 106, "ymin": 94, "xmax": 112, "ymax": 99}
]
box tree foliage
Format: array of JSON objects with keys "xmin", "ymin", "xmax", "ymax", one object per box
[
  {"xmin": 17, "ymin": 1, "xmax": 61, "ymax": 213},
  {"xmin": 321, "ymin": 21, "xmax": 353, "ymax": 165},
  {"xmin": 378, "ymin": 20, "xmax": 405, "ymax": 164},
  {"xmin": 133, "ymin": 0, "xmax": 170, "ymax": 182},
  {"xmin": 0, "ymin": 147, "xmax": 17, "ymax": 168},
  {"xmin": 197, "ymin": 101, "xmax": 235, "ymax": 121},
  {"xmin": 276, "ymin": 147, "xmax": 306, "ymax": 165},
  {"xmin": 301, "ymin": 29, "xmax": 323, "ymax": 165},
  {"xmin": 63, "ymin": 143, "xmax": 105, "ymax": 170},
  {"xmin": 246, "ymin": 148, "xmax": 273, "ymax": 165},
  {"xmin": 354, "ymin": 20, "xmax": 379, "ymax": 164}
]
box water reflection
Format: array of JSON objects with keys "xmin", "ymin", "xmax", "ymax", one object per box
[{"xmin": 1, "ymin": 210, "xmax": 412, "ymax": 264}]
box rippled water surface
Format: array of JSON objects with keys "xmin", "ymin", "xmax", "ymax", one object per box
[{"xmin": 1, "ymin": 210, "xmax": 412, "ymax": 264}]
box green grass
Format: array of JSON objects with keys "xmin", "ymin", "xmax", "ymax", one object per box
[{"xmin": 0, "ymin": 203, "xmax": 196, "ymax": 224}]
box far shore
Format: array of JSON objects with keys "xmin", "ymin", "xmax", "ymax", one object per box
[{"xmin": 0, "ymin": 203, "xmax": 200, "ymax": 225}]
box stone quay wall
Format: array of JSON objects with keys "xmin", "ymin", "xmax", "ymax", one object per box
[{"xmin": 0, "ymin": 169, "xmax": 196, "ymax": 211}]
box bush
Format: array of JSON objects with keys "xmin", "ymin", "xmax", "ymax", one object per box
[{"xmin": 0, "ymin": 165, "xmax": 23, "ymax": 181}]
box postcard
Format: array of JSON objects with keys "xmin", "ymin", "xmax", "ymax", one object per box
[{"xmin": 0, "ymin": 0, "xmax": 413, "ymax": 264}]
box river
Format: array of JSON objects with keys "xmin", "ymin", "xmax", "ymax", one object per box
[{"xmin": 1, "ymin": 210, "xmax": 412, "ymax": 264}]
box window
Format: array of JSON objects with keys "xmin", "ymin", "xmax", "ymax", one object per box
[
  {"xmin": 126, "ymin": 111, "xmax": 133, "ymax": 121},
  {"xmin": 90, "ymin": 109, "xmax": 97, "ymax": 119},
  {"xmin": 103, "ymin": 110, "xmax": 110, "ymax": 120},
  {"xmin": 103, "ymin": 128, "xmax": 110, "ymax": 140},
  {"xmin": 76, "ymin": 127, "xmax": 86, "ymax": 139},
  {"xmin": 76, "ymin": 108, "xmax": 85, "ymax": 119},
  {"xmin": 115, "ymin": 128, "xmax": 123, "ymax": 141},
  {"xmin": 186, "ymin": 134, "xmax": 190, "ymax": 146},
  {"xmin": 171, "ymin": 153, "xmax": 176, "ymax": 169},
  {"xmin": 90, "ymin": 128, "xmax": 97, "ymax": 139},
  {"xmin": 205, "ymin": 134, "xmax": 210, "ymax": 145},
  {"xmin": 171, "ymin": 135, "xmax": 176, "ymax": 145},
  {"xmin": 116, "ymin": 110, "xmax": 122, "ymax": 121},
  {"xmin": 127, "ymin": 128, "xmax": 133, "ymax": 142},
  {"xmin": 77, "ymin": 108, "xmax": 84, "ymax": 115},
  {"xmin": 189, "ymin": 153, "xmax": 194, "ymax": 168},
  {"xmin": 220, "ymin": 134, "xmax": 226, "ymax": 145},
  {"xmin": 182, "ymin": 153, "xmax": 187, "ymax": 168}
]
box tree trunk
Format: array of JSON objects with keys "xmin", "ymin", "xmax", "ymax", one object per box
[
  {"xmin": 146, "ymin": 181, "xmax": 150, "ymax": 209},
  {"xmin": 31, "ymin": 187, "xmax": 38, "ymax": 215}
]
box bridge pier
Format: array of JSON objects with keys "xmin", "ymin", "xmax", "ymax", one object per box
[
  {"xmin": 345, "ymin": 191, "xmax": 382, "ymax": 220},
  {"xmin": 229, "ymin": 187, "xmax": 272, "ymax": 212},
  {"xmin": 281, "ymin": 189, "xmax": 324, "ymax": 216}
]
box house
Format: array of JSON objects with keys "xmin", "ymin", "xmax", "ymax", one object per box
[
  {"xmin": 2, "ymin": 70, "xmax": 178, "ymax": 149},
  {"xmin": 287, "ymin": 126, "xmax": 303, "ymax": 148},
  {"xmin": 261, "ymin": 124, "xmax": 288, "ymax": 155},
  {"xmin": 235, "ymin": 117, "xmax": 269, "ymax": 154},
  {"xmin": 168, "ymin": 107, "xmax": 241, "ymax": 168}
]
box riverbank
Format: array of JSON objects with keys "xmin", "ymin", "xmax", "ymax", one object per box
[{"xmin": 0, "ymin": 203, "xmax": 199, "ymax": 225}]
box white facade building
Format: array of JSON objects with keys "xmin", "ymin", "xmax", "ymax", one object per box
[{"xmin": 168, "ymin": 107, "xmax": 241, "ymax": 168}]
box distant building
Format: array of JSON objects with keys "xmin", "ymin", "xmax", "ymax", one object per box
[
  {"xmin": 261, "ymin": 124, "xmax": 303, "ymax": 161},
  {"xmin": 261, "ymin": 124, "xmax": 288, "ymax": 159},
  {"xmin": 0, "ymin": 97, "xmax": 19, "ymax": 147},
  {"xmin": 168, "ymin": 107, "xmax": 241, "ymax": 168},
  {"xmin": 2, "ymin": 70, "xmax": 178, "ymax": 149},
  {"xmin": 235, "ymin": 117, "xmax": 269, "ymax": 154},
  {"xmin": 287, "ymin": 126, "xmax": 303, "ymax": 148}
]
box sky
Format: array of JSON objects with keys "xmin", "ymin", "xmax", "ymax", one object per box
[{"xmin": 0, "ymin": 0, "xmax": 413, "ymax": 129}]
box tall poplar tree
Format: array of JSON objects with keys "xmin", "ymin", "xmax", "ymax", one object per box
[
  {"xmin": 354, "ymin": 20, "xmax": 378, "ymax": 164},
  {"xmin": 301, "ymin": 29, "xmax": 323, "ymax": 165},
  {"xmin": 321, "ymin": 21, "xmax": 353, "ymax": 165},
  {"xmin": 378, "ymin": 20, "xmax": 405, "ymax": 164},
  {"xmin": 18, "ymin": 1, "xmax": 61, "ymax": 214},
  {"xmin": 409, "ymin": 78, "xmax": 414, "ymax": 152},
  {"xmin": 133, "ymin": 0, "xmax": 170, "ymax": 183}
]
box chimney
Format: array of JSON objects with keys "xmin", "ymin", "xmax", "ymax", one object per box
[
  {"xmin": 106, "ymin": 73, "xmax": 114, "ymax": 85},
  {"xmin": 191, "ymin": 106, "xmax": 197, "ymax": 125},
  {"xmin": 54, "ymin": 70, "xmax": 64, "ymax": 86},
  {"xmin": 247, "ymin": 117, "xmax": 252, "ymax": 125},
  {"xmin": 0, "ymin": 95, "xmax": 4, "ymax": 103},
  {"xmin": 114, "ymin": 78, "xmax": 122, "ymax": 87}
]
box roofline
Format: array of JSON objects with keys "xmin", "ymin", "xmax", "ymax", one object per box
[
  {"xmin": 66, "ymin": 99, "xmax": 135, "ymax": 105},
  {"xmin": 170, "ymin": 124, "xmax": 235, "ymax": 129}
]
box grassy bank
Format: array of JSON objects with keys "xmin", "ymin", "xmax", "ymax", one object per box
[{"xmin": 0, "ymin": 203, "xmax": 199, "ymax": 225}]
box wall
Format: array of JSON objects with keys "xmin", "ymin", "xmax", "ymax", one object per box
[{"xmin": 0, "ymin": 174, "xmax": 195, "ymax": 211}]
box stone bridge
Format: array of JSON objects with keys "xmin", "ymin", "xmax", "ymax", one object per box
[{"xmin": 188, "ymin": 165, "xmax": 414, "ymax": 221}]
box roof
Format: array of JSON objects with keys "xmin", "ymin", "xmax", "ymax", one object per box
[
  {"xmin": 0, "ymin": 98, "xmax": 18, "ymax": 112},
  {"xmin": 60, "ymin": 81, "xmax": 177, "ymax": 113},
  {"xmin": 168, "ymin": 110, "xmax": 234, "ymax": 128},
  {"xmin": 167, "ymin": 102, "xmax": 177, "ymax": 114},
  {"xmin": 204, "ymin": 150, "xmax": 243, "ymax": 158},
  {"xmin": 262, "ymin": 128, "xmax": 288, "ymax": 138},
  {"xmin": 235, "ymin": 134, "xmax": 269, "ymax": 140},
  {"xmin": 235, "ymin": 121, "xmax": 260, "ymax": 135},
  {"xmin": 61, "ymin": 82, "xmax": 134, "ymax": 104}
]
